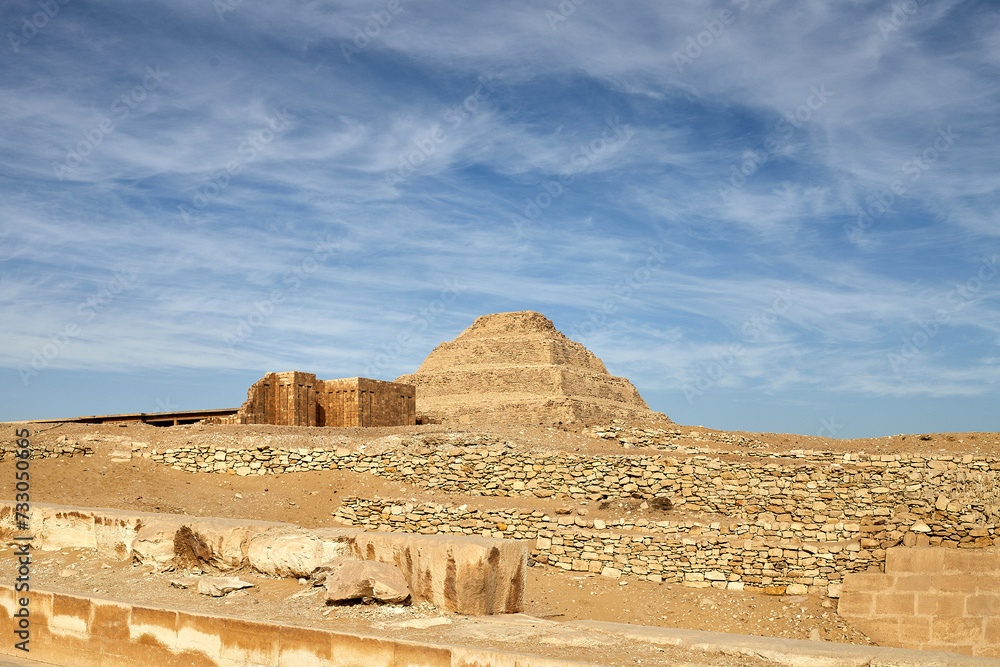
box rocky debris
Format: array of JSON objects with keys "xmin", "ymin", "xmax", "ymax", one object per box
[
  {"xmin": 173, "ymin": 525, "xmax": 213, "ymax": 569},
  {"xmin": 197, "ymin": 576, "xmax": 254, "ymax": 597},
  {"xmin": 325, "ymin": 559, "xmax": 410, "ymax": 605},
  {"xmin": 1, "ymin": 500, "xmax": 524, "ymax": 614}
]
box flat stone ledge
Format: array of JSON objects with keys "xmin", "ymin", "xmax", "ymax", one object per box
[
  {"xmin": 566, "ymin": 621, "xmax": 997, "ymax": 667},
  {"xmin": 0, "ymin": 500, "xmax": 526, "ymax": 615}
]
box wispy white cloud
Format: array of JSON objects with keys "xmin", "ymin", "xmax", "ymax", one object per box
[{"xmin": 1, "ymin": 0, "xmax": 997, "ymax": 434}]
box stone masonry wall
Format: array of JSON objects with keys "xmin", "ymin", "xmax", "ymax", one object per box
[
  {"xmin": 330, "ymin": 496, "xmax": 883, "ymax": 593},
  {"xmin": 11, "ymin": 436, "xmax": 987, "ymax": 594},
  {"xmin": 6, "ymin": 431, "xmax": 996, "ymax": 595},
  {"xmin": 136, "ymin": 445, "xmax": 998, "ymax": 535}
]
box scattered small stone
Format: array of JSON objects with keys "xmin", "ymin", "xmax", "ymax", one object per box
[{"xmin": 197, "ymin": 577, "xmax": 254, "ymax": 597}]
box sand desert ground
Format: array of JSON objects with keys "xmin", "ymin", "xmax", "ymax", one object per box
[{"xmin": 2, "ymin": 419, "xmax": 998, "ymax": 665}]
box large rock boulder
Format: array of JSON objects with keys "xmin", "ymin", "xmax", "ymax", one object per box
[
  {"xmin": 310, "ymin": 558, "xmax": 352, "ymax": 586},
  {"xmin": 131, "ymin": 517, "xmax": 188, "ymax": 566},
  {"xmin": 133, "ymin": 517, "xmax": 283, "ymax": 570},
  {"xmin": 352, "ymin": 532, "xmax": 527, "ymax": 614},
  {"xmin": 248, "ymin": 527, "xmax": 359, "ymax": 577},
  {"xmin": 182, "ymin": 518, "xmax": 278, "ymax": 569},
  {"xmin": 325, "ymin": 560, "xmax": 410, "ymax": 605}
]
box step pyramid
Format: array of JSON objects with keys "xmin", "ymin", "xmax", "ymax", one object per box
[{"xmin": 395, "ymin": 311, "xmax": 669, "ymax": 425}]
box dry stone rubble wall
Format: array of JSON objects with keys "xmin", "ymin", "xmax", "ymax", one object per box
[{"xmin": 5, "ymin": 430, "xmax": 996, "ymax": 594}]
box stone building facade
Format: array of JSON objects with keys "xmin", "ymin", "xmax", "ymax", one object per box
[{"xmin": 220, "ymin": 372, "xmax": 415, "ymax": 427}]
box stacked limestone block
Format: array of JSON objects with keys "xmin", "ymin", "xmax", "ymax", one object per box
[{"xmin": 396, "ymin": 311, "xmax": 668, "ymax": 425}]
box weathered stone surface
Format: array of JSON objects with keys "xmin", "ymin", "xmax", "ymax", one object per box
[
  {"xmin": 92, "ymin": 511, "xmax": 144, "ymax": 560},
  {"xmin": 310, "ymin": 557, "xmax": 354, "ymax": 586},
  {"xmin": 197, "ymin": 576, "xmax": 254, "ymax": 597},
  {"xmin": 247, "ymin": 526, "xmax": 358, "ymax": 577},
  {"xmin": 389, "ymin": 617, "xmax": 453, "ymax": 629},
  {"xmin": 131, "ymin": 516, "xmax": 283, "ymax": 570},
  {"xmin": 325, "ymin": 560, "xmax": 410, "ymax": 605},
  {"xmin": 396, "ymin": 311, "xmax": 668, "ymax": 426},
  {"xmin": 182, "ymin": 519, "xmax": 275, "ymax": 569},
  {"xmin": 218, "ymin": 372, "xmax": 415, "ymax": 427},
  {"xmin": 132, "ymin": 517, "xmax": 189, "ymax": 567},
  {"xmin": 352, "ymin": 532, "xmax": 528, "ymax": 614},
  {"xmin": 248, "ymin": 528, "xmax": 328, "ymax": 578},
  {"xmin": 173, "ymin": 525, "xmax": 213, "ymax": 569},
  {"xmin": 568, "ymin": 620, "xmax": 1000, "ymax": 666},
  {"xmin": 37, "ymin": 508, "xmax": 98, "ymax": 551}
]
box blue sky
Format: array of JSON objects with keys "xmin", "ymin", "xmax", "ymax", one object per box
[{"xmin": 2, "ymin": 1, "xmax": 998, "ymax": 437}]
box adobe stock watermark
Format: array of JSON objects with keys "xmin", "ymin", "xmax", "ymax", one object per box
[
  {"xmin": 888, "ymin": 255, "xmax": 998, "ymax": 373},
  {"xmin": 52, "ymin": 65, "xmax": 169, "ymax": 181},
  {"xmin": 716, "ymin": 85, "xmax": 832, "ymax": 202},
  {"xmin": 877, "ymin": 0, "xmax": 928, "ymax": 40},
  {"xmin": 383, "ymin": 74, "xmax": 496, "ymax": 187},
  {"xmin": 7, "ymin": 0, "xmax": 71, "ymax": 54},
  {"xmin": 566, "ymin": 245, "xmax": 670, "ymax": 343},
  {"xmin": 223, "ymin": 235, "xmax": 340, "ymax": 349},
  {"xmin": 361, "ymin": 278, "xmax": 464, "ymax": 377},
  {"xmin": 816, "ymin": 416, "xmax": 843, "ymax": 438},
  {"xmin": 510, "ymin": 116, "xmax": 633, "ymax": 237},
  {"xmin": 672, "ymin": 0, "xmax": 752, "ymax": 73},
  {"xmin": 214, "ymin": 0, "xmax": 245, "ymax": 21},
  {"xmin": 179, "ymin": 107, "xmax": 293, "ymax": 225},
  {"xmin": 844, "ymin": 126, "xmax": 958, "ymax": 247},
  {"xmin": 17, "ymin": 267, "xmax": 138, "ymax": 385},
  {"xmin": 682, "ymin": 288, "xmax": 794, "ymax": 403},
  {"xmin": 154, "ymin": 397, "xmax": 180, "ymax": 412},
  {"xmin": 341, "ymin": 0, "xmax": 404, "ymax": 63},
  {"xmin": 544, "ymin": 0, "xmax": 587, "ymax": 31}
]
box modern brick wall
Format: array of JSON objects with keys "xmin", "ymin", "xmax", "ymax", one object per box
[{"xmin": 839, "ymin": 547, "xmax": 1000, "ymax": 658}]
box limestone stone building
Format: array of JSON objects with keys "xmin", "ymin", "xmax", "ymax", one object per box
[
  {"xmin": 222, "ymin": 372, "xmax": 415, "ymax": 427},
  {"xmin": 395, "ymin": 311, "xmax": 668, "ymax": 426}
]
